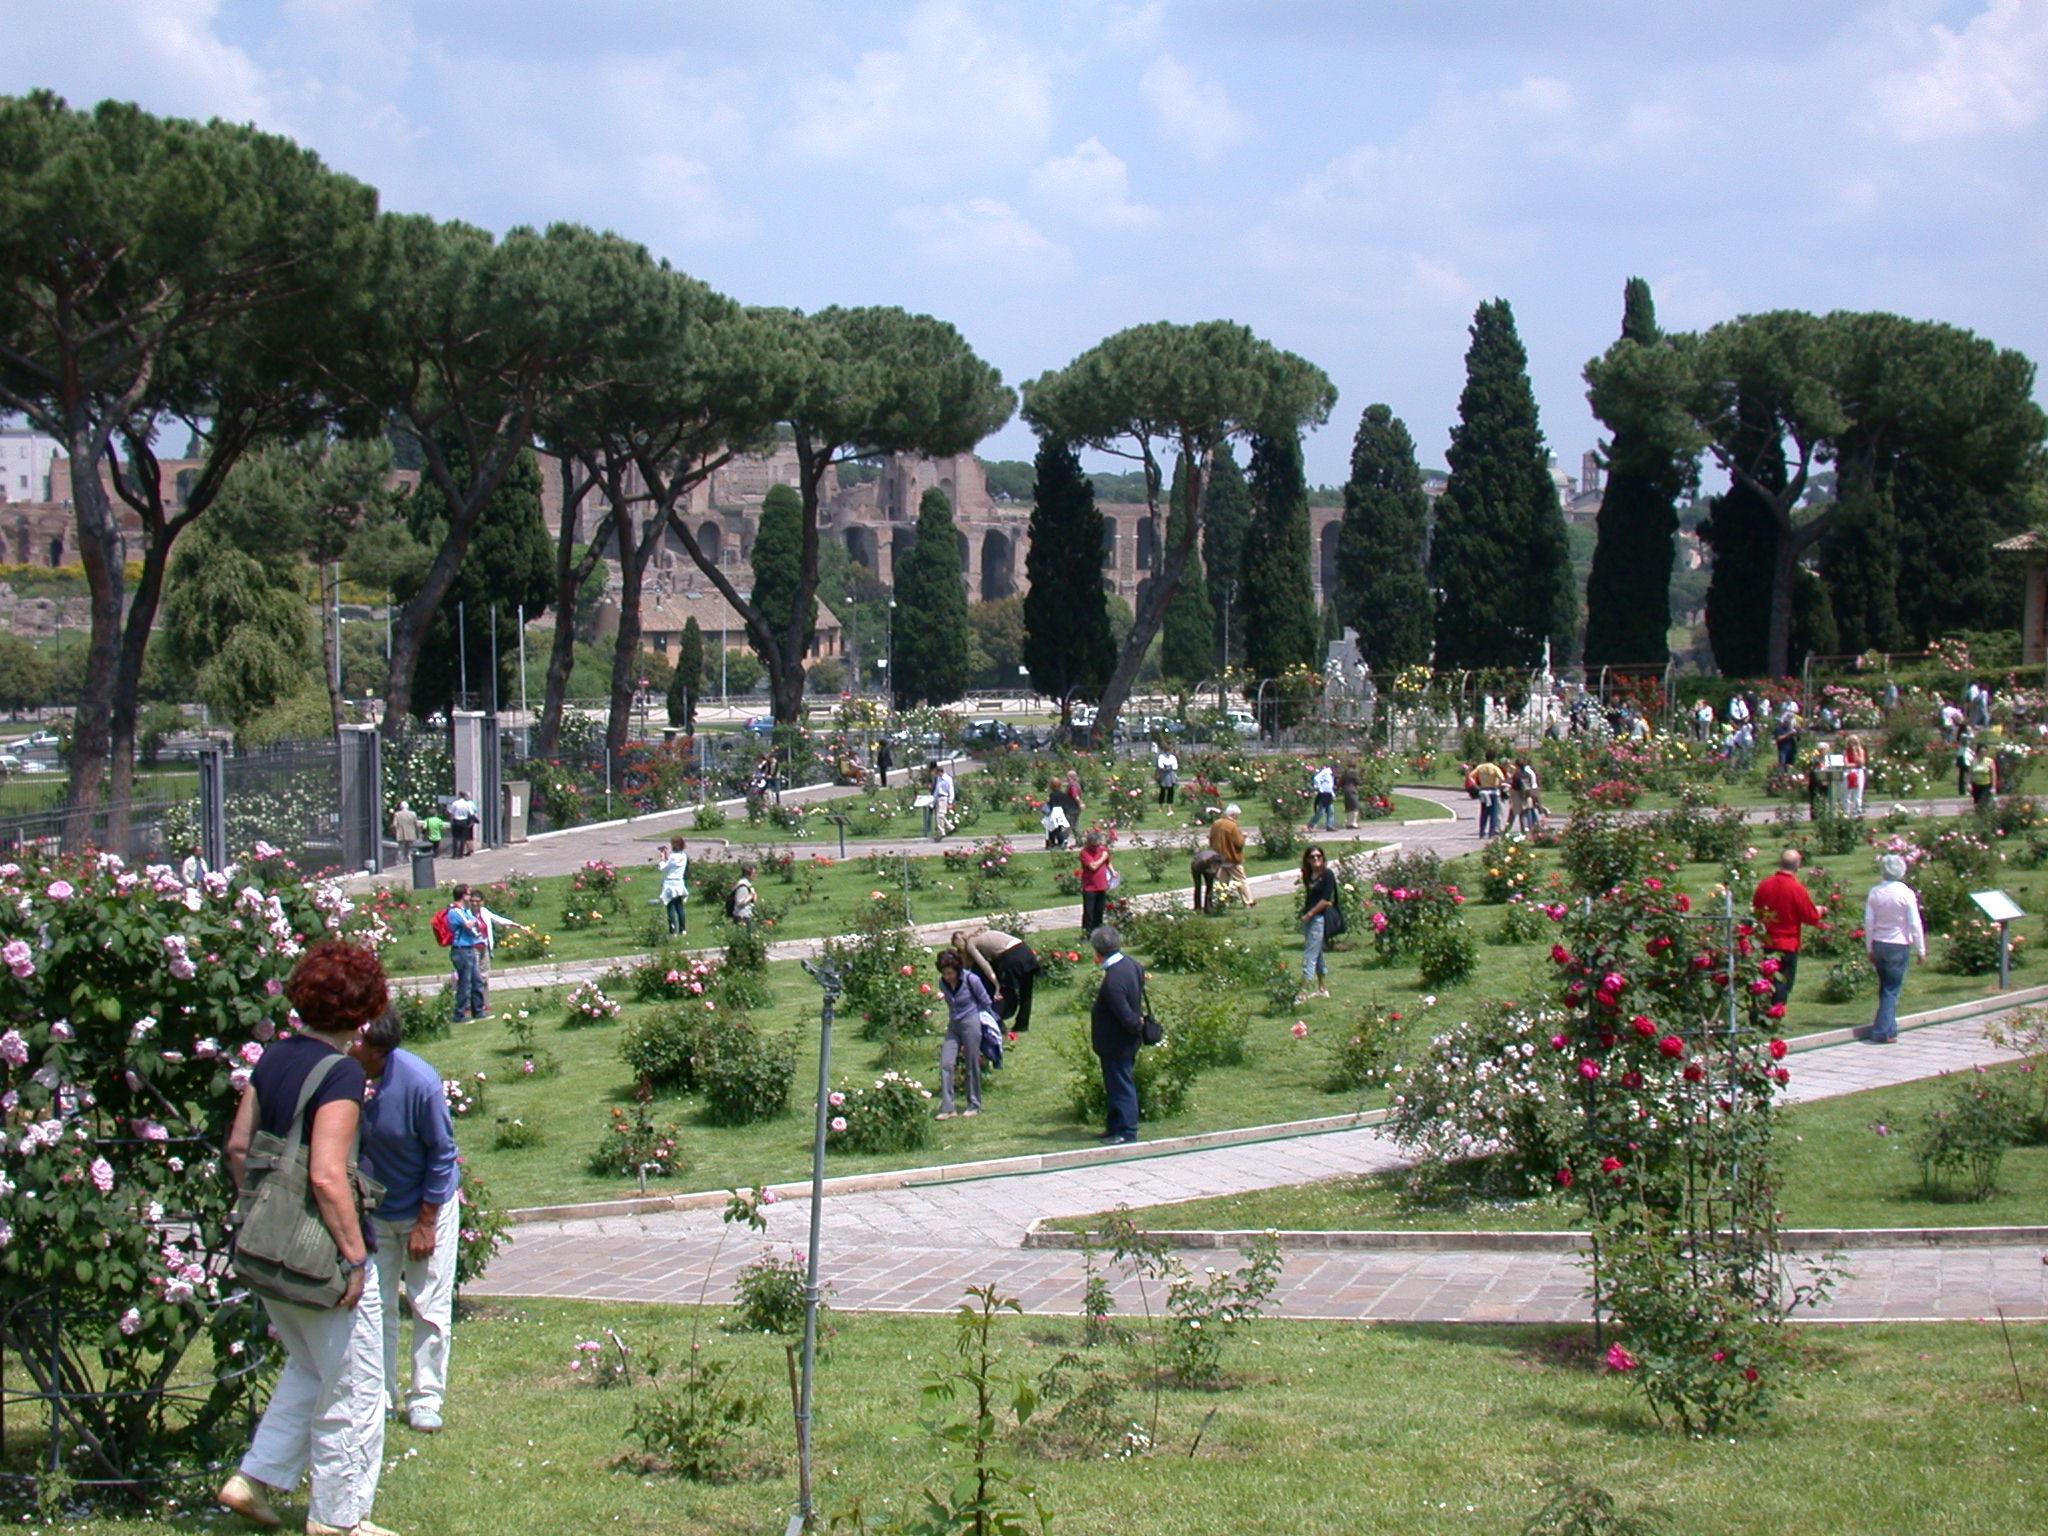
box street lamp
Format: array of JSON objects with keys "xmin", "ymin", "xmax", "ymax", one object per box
[{"xmin": 885, "ymin": 598, "xmax": 897, "ymax": 703}]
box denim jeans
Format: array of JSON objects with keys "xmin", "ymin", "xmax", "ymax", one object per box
[
  {"xmin": 1301, "ymin": 913, "xmax": 1327, "ymax": 985},
  {"xmin": 1311, "ymin": 793, "xmax": 1336, "ymax": 829},
  {"xmin": 665, "ymin": 894, "xmax": 687, "ymax": 936},
  {"xmin": 450, "ymin": 945, "xmax": 484, "ymax": 1020},
  {"xmin": 1097, "ymin": 1047, "xmax": 1138, "ymax": 1140},
  {"xmin": 1478, "ymin": 791, "xmax": 1500, "ymax": 837},
  {"xmin": 1869, "ymin": 942, "xmax": 1911, "ymax": 1041}
]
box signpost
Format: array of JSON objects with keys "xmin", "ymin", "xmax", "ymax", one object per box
[{"xmin": 1969, "ymin": 889, "xmax": 2026, "ymax": 990}]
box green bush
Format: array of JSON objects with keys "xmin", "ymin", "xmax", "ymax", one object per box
[
  {"xmin": 620, "ymin": 1007, "xmax": 710, "ymax": 1093},
  {"xmin": 699, "ymin": 1024, "xmax": 796, "ymax": 1126},
  {"xmin": 1322, "ymin": 1002, "xmax": 1402, "ymax": 1093},
  {"xmin": 1910, "ymin": 1074, "xmax": 2030, "ymax": 1200},
  {"xmin": 1258, "ymin": 814, "xmax": 1302, "ymax": 863},
  {"xmin": 1415, "ymin": 921, "xmax": 1479, "ymax": 987},
  {"xmin": 1491, "ymin": 898, "xmax": 1548, "ymax": 946},
  {"xmin": 1054, "ymin": 1020, "xmax": 1201, "ymax": 1122},
  {"xmin": 1817, "ymin": 956, "xmax": 1872, "ymax": 1002},
  {"xmin": 1941, "ymin": 917, "xmax": 2024, "ymax": 977},
  {"xmin": 729, "ymin": 1251, "xmax": 822, "ymax": 1337},
  {"xmin": 826, "ymin": 1071, "xmax": 935, "ymax": 1154}
]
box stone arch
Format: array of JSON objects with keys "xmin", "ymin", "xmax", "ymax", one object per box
[
  {"xmin": 698, "ymin": 520, "xmax": 723, "ymax": 567},
  {"xmin": 979, "ymin": 529, "xmax": 1015, "ymax": 600},
  {"xmin": 1136, "ymin": 516, "xmax": 1158, "ymax": 572},
  {"xmin": 1100, "ymin": 523, "xmax": 1116, "ymax": 571},
  {"xmin": 1319, "ymin": 521, "xmax": 1341, "ymax": 602},
  {"xmin": 47, "ymin": 534, "xmax": 63, "ymax": 566},
  {"xmin": 956, "ymin": 529, "xmax": 969, "ymax": 573}
]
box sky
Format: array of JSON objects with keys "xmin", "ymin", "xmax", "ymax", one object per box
[{"xmin": 8, "ymin": 0, "xmax": 2048, "ymax": 487}]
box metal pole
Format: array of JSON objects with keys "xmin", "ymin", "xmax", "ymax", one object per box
[
  {"xmin": 489, "ymin": 604, "xmax": 499, "ymax": 715},
  {"xmin": 457, "ymin": 600, "xmax": 469, "ymax": 710},
  {"xmin": 517, "ymin": 603, "xmax": 529, "ymax": 728},
  {"xmin": 2000, "ymin": 920, "xmax": 2012, "ymax": 990},
  {"xmin": 793, "ymin": 958, "xmax": 842, "ymax": 1535}
]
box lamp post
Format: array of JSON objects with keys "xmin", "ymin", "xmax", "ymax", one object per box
[{"xmin": 885, "ymin": 598, "xmax": 897, "ymax": 707}]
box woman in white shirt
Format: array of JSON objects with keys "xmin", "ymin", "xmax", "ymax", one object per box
[
  {"xmin": 656, "ymin": 836, "xmax": 691, "ymax": 936},
  {"xmin": 1155, "ymin": 745, "xmax": 1179, "ymax": 806},
  {"xmin": 1862, "ymin": 853, "xmax": 1926, "ymax": 1044}
]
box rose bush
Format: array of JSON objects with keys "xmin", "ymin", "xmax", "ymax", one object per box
[{"xmin": 0, "ymin": 848, "xmax": 341, "ymax": 1496}]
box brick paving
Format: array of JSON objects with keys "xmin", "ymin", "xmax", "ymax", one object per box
[{"xmin": 467, "ymin": 1010, "xmax": 2048, "ymax": 1324}]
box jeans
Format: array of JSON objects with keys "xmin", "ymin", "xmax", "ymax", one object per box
[
  {"xmin": 371, "ymin": 1199, "xmax": 459, "ymax": 1418},
  {"xmin": 450, "ymin": 945, "xmax": 484, "ymax": 1021},
  {"xmin": 242, "ymin": 1271, "xmax": 386, "ymax": 1530},
  {"xmin": 1869, "ymin": 942, "xmax": 1911, "ymax": 1041},
  {"xmin": 1097, "ymin": 1047, "xmax": 1138, "ymax": 1140},
  {"xmin": 1081, "ymin": 888, "xmax": 1107, "ymax": 935},
  {"xmin": 1301, "ymin": 913, "xmax": 1327, "ymax": 985},
  {"xmin": 1478, "ymin": 791, "xmax": 1500, "ymax": 837},
  {"xmin": 665, "ymin": 894, "xmax": 687, "ymax": 936},
  {"xmin": 1311, "ymin": 792, "xmax": 1336, "ymax": 829},
  {"xmin": 1767, "ymin": 949, "xmax": 1799, "ymax": 1007},
  {"xmin": 938, "ymin": 1016, "xmax": 981, "ymax": 1114}
]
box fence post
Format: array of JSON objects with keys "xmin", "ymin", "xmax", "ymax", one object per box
[
  {"xmin": 196, "ymin": 742, "xmax": 228, "ymax": 874},
  {"xmin": 338, "ymin": 725, "xmax": 382, "ymax": 873},
  {"xmin": 480, "ymin": 713, "xmax": 503, "ymax": 849}
]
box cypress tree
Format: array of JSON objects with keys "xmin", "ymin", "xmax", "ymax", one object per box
[
  {"xmin": 891, "ymin": 487, "xmax": 973, "ymax": 707},
  {"xmin": 1160, "ymin": 455, "xmax": 1215, "ymax": 684},
  {"xmin": 1241, "ymin": 428, "xmax": 1320, "ymax": 682},
  {"xmin": 1022, "ymin": 436, "xmax": 1117, "ymax": 723},
  {"xmin": 1818, "ymin": 487, "xmax": 1904, "ymax": 654},
  {"xmin": 1583, "ymin": 278, "xmax": 1689, "ymax": 669},
  {"xmin": 1335, "ymin": 403, "xmax": 1434, "ymax": 670},
  {"xmin": 1430, "ymin": 298, "xmax": 1572, "ymax": 668},
  {"xmin": 749, "ymin": 482, "xmax": 815, "ymax": 655},
  {"xmin": 668, "ymin": 616, "xmax": 703, "ymax": 728},
  {"xmin": 1202, "ymin": 445, "xmax": 1253, "ymax": 669}
]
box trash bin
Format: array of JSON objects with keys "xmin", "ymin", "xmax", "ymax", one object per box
[{"xmin": 410, "ymin": 847, "xmax": 437, "ymax": 891}]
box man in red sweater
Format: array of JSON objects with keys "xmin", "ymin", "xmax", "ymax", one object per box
[{"xmin": 1752, "ymin": 849, "xmax": 1826, "ymax": 1006}]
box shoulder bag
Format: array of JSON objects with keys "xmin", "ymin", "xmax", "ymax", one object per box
[
  {"xmin": 1136, "ymin": 971, "xmax": 1165, "ymax": 1046},
  {"xmin": 229, "ymin": 1053, "xmax": 383, "ymax": 1310}
]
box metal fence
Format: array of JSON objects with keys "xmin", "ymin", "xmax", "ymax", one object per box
[
  {"xmin": 218, "ymin": 738, "xmax": 347, "ymax": 871},
  {"xmin": 0, "ymin": 776, "xmax": 196, "ymax": 865}
]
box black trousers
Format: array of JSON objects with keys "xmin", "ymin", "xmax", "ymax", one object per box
[
  {"xmin": 1768, "ymin": 949, "xmax": 1799, "ymax": 1007},
  {"xmin": 1081, "ymin": 889, "xmax": 1107, "ymax": 935}
]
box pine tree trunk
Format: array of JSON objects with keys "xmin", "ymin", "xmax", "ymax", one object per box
[
  {"xmin": 322, "ymin": 562, "xmax": 347, "ymax": 738},
  {"xmin": 60, "ymin": 426, "xmax": 122, "ymax": 851},
  {"xmin": 1092, "ymin": 457, "xmax": 1205, "ymax": 744},
  {"xmin": 106, "ymin": 535, "xmax": 177, "ymax": 849}
]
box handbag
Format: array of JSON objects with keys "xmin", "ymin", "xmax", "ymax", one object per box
[
  {"xmin": 229, "ymin": 1053, "xmax": 383, "ymax": 1310},
  {"xmin": 1137, "ymin": 973, "xmax": 1165, "ymax": 1046},
  {"xmin": 1323, "ymin": 898, "xmax": 1348, "ymax": 940},
  {"xmin": 1106, "ymin": 866, "xmax": 1123, "ymax": 892}
]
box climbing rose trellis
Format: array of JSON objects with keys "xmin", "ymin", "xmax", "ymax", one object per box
[{"xmin": 0, "ymin": 844, "xmax": 356, "ymax": 1502}]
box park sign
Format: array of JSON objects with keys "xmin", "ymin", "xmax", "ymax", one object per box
[{"xmin": 1968, "ymin": 889, "xmax": 2025, "ymax": 989}]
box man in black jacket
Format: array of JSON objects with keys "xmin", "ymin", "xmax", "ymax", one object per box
[{"xmin": 1088, "ymin": 925, "xmax": 1144, "ymax": 1145}]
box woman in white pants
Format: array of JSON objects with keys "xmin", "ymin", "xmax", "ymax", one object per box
[{"xmin": 220, "ymin": 942, "xmax": 397, "ymax": 1536}]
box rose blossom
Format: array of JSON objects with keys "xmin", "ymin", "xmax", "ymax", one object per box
[
  {"xmin": 45, "ymin": 880, "xmax": 73, "ymax": 901},
  {"xmin": 829, "ymin": 1116, "xmax": 848, "ymax": 1133},
  {"xmin": 1605, "ymin": 1344, "xmax": 1639, "ymax": 1372},
  {"xmin": 1657, "ymin": 1035, "xmax": 1685, "ymax": 1058},
  {"xmin": 1290, "ymin": 1021, "xmax": 1309, "ymax": 1039},
  {"xmin": 1768, "ymin": 1038, "xmax": 1788, "ymax": 1060},
  {"xmin": 0, "ymin": 1030, "xmax": 27, "ymax": 1067},
  {"xmin": 89, "ymin": 1157, "xmax": 115, "ymax": 1193},
  {"xmin": 118, "ymin": 1308, "xmax": 143, "ymax": 1336},
  {"xmin": 827, "ymin": 1091, "xmax": 846, "ymax": 1107}
]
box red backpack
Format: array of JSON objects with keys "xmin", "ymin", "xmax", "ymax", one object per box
[{"xmin": 431, "ymin": 906, "xmax": 455, "ymax": 947}]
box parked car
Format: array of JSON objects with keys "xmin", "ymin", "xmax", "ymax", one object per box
[
  {"xmin": 743, "ymin": 716, "xmax": 776, "ymax": 738},
  {"xmin": 16, "ymin": 759, "xmax": 50, "ymax": 773},
  {"xmin": 24, "ymin": 731, "xmax": 58, "ymax": 749},
  {"xmin": 1228, "ymin": 709, "xmax": 1260, "ymax": 739},
  {"xmin": 963, "ymin": 719, "xmax": 1022, "ymax": 749}
]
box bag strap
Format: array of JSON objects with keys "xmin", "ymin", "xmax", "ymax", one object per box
[{"xmin": 277, "ymin": 1050, "xmax": 349, "ymax": 1146}]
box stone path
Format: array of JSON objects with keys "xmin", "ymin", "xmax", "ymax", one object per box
[{"xmin": 468, "ymin": 1010, "xmax": 2048, "ymax": 1324}]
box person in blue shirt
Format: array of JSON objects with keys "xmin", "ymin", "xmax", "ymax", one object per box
[
  {"xmin": 355, "ymin": 1010, "xmax": 461, "ymax": 1434},
  {"xmin": 445, "ymin": 883, "xmax": 485, "ymax": 1023}
]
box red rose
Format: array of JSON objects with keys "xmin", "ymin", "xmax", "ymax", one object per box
[
  {"xmin": 1555, "ymin": 1166, "xmax": 1575, "ymax": 1188},
  {"xmin": 1773, "ymin": 1067, "xmax": 1791, "ymax": 1085},
  {"xmin": 1631, "ymin": 1015, "xmax": 1657, "ymax": 1037},
  {"xmin": 1657, "ymin": 1035, "xmax": 1685, "ymax": 1058},
  {"xmin": 1550, "ymin": 945, "xmax": 1572, "ymax": 965},
  {"xmin": 1683, "ymin": 1064, "xmax": 1705, "ymax": 1083},
  {"xmin": 1768, "ymin": 1038, "xmax": 1788, "ymax": 1060},
  {"xmin": 1600, "ymin": 1155, "xmax": 1623, "ymax": 1174}
]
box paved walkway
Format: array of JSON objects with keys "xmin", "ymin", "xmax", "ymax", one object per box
[{"xmin": 468, "ymin": 1010, "xmax": 2048, "ymax": 1324}]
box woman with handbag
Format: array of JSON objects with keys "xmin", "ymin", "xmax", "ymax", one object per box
[
  {"xmin": 1295, "ymin": 845, "xmax": 1339, "ymax": 1005},
  {"xmin": 1077, "ymin": 830, "xmax": 1114, "ymax": 937},
  {"xmin": 219, "ymin": 942, "xmax": 398, "ymax": 1536},
  {"xmin": 934, "ymin": 949, "xmax": 992, "ymax": 1120}
]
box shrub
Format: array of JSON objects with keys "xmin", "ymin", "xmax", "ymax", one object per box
[
  {"xmin": 630, "ymin": 947, "xmax": 721, "ymax": 1004},
  {"xmin": 1910, "ymin": 1074, "xmax": 2029, "ymax": 1200},
  {"xmin": 493, "ymin": 925, "xmax": 552, "ymax": 963},
  {"xmin": 395, "ymin": 982, "xmax": 453, "ymax": 1043},
  {"xmin": 1362, "ymin": 848, "xmax": 1466, "ymax": 960},
  {"xmin": 493, "ymin": 1115, "xmax": 545, "ymax": 1150},
  {"xmin": 1415, "ymin": 921, "xmax": 1479, "ymax": 987},
  {"xmin": 1941, "ymin": 917, "xmax": 2025, "ymax": 976},
  {"xmin": 621, "ymin": 1006, "xmax": 712, "ymax": 1093},
  {"xmin": 1322, "ymin": 1001, "xmax": 1404, "ymax": 1093},
  {"xmin": 698, "ymin": 1024, "xmax": 796, "ymax": 1127},
  {"xmin": 1558, "ymin": 809, "xmax": 1668, "ymax": 896},
  {"xmin": 718, "ymin": 920, "xmax": 772, "ymax": 1009},
  {"xmin": 1257, "ymin": 814, "xmax": 1302, "ymax": 862},
  {"xmin": 1386, "ymin": 1001, "xmax": 1571, "ymax": 1191},
  {"xmin": 1479, "ymin": 832, "xmax": 1542, "ymax": 903},
  {"xmin": 1817, "ymin": 957, "xmax": 1873, "ymax": 1002},
  {"xmin": 826, "ymin": 1071, "xmax": 935, "ymax": 1154},
  {"xmin": 1122, "ymin": 907, "xmax": 1274, "ymax": 986},
  {"xmin": 1167, "ymin": 982, "xmax": 1253, "ymax": 1071},
  {"xmin": 565, "ymin": 979, "xmax": 622, "ymax": 1025},
  {"xmin": 823, "ymin": 902, "xmax": 934, "ymax": 1058},
  {"xmin": 1492, "ymin": 897, "xmax": 1549, "ymax": 947},
  {"xmin": 626, "ymin": 1357, "xmax": 765, "ymax": 1482},
  {"xmin": 729, "ymin": 1249, "xmax": 824, "ymax": 1337},
  {"xmin": 588, "ymin": 1090, "xmax": 684, "ymax": 1179},
  {"xmin": 1054, "ymin": 1020, "xmax": 1202, "ymax": 1122}
]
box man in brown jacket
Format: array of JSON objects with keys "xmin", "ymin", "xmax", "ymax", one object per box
[{"xmin": 1208, "ymin": 804, "xmax": 1255, "ymax": 907}]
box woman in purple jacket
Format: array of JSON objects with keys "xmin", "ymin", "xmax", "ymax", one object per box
[{"xmin": 934, "ymin": 949, "xmax": 992, "ymax": 1120}]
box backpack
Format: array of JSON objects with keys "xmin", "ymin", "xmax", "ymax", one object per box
[
  {"xmin": 431, "ymin": 906, "xmax": 455, "ymax": 947},
  {"xmin": 725, "ymin": 881, "xmax": 749, "ymax": 920}
]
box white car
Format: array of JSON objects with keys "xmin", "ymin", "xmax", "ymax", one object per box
[
  {"xmin": 17, "ymin": 760, "xmax": 50, "ymax": 773},
  {"xmin": 1228, "ymin": 709, "xmax": 1259, "ymax": 738}
]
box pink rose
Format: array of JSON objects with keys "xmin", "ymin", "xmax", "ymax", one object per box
[
  {"xmin": 829, "ymin": 1116, "xmax": 848, "ymax": 1133},
  {"xmin": 1290, "ymin": 1021, "xmax": 1310, "ymax": 1039},
  {"xmin": 45, "ymin": 880, "xmax": 73, "ymax": 901}
]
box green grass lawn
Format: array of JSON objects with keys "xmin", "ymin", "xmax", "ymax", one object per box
[
  {"xmin": 397, "ymin": 809, "xmax": 2038, "ymax": 1210},
  {"xmin": 378, "ymin": 838, "xmax": 1340, "ymax": 980},
  {"xmin": 38, "ymin": 1307, "xmax": 2048, "ymax": 1535},
  {"xmin": 1047, "ymin": 1064, "xmax": 2048, "ymax": 1235}
]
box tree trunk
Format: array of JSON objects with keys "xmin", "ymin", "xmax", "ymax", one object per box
[
  {"xmin": 1765, "ymin": 537, "xmax": 1798, "ymax": 681},
  {"xmin": 1091, "ymin": 450, "xmax": 1206, "ymax": 745},
  {"xmin": 380, "ymin": 430, "xmax": 530, "ymax": 724},
  {"xmin": 106, "ymin": 535, "xmax": 177, "ymax": 849},
  {"xmin": 536, "ymin": 459, "xmax": 604, "ymax": 757},
  {"xmin": 604, "ymin": 505, "xmax": 664, "ymax": 764},
  {"xmin": 60, "ymin": 426, "xmax": 122, "ymax": 851},
  {"xmin": 322, "ymin": 561, "xmax": 347, "ymax": 738}
]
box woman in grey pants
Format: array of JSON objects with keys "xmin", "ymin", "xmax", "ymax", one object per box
[{"xmin": 934, "ymin": 949, "xmax": 991, "ymax": 1119}]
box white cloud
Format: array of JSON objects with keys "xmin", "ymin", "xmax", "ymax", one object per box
[
  {"xmin": 11, "ymin": 0, "xmax": 275, "ymax": 124},
  {"xmin": 1138, "ymin": 54, "xmax": 1250, "ymax": 162},
  {"xmin": 1031, "ymin": 138, "xmax": 1160, "ymax": 229},
  {"xmin": 895, "ymin": 198, "xmax": 1071, "ymax": 280},
  {"xmin": 1103, "ymin": 1, "xmax": 1169, "ymax": 50},
  {"xmin": 1870, "ymin": 0, "xmax": 2048, "ymax": 142},
  {"xmin": 783, "ymin": 2, "xmax": 1053, "ymax": 178}
]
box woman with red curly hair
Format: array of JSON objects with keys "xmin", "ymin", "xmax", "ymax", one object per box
[{"xmin": 219, "ymin": 941, "xmax": 399, "ymax": 1536}]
